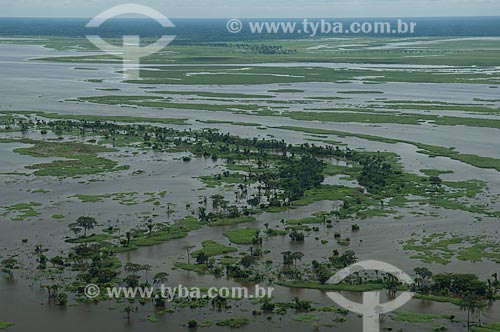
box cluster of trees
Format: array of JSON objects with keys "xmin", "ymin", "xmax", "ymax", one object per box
[
  {"xmin": 70, "ymin": 216, "xmax": 98, "ymax": 237},
  {"xmin": 70, "ymin": 243, "xmax": 119, "ymax": 286},
  {"xmin": 310, "ymin": 250, "xmax": 359, "ymax": 284},
  {"xmin": 0, "ymin": 117, "xmax": 31, "ymax": 132},
  {"xmin": 260, "ymin": 296, "xmax": 313, "ymax": 314},
  {"xmin": 197, "ymin": 194, "xmax": 251, "ymax": 223},
  {"xmin": 413, "ymin": 268, "xmax": 498, "ymax": 300},
  {"xmin": 336, "ymin": 49, "xmax": 468, "ymax": 56},
  {"xmin": 289, "ymin": 230, "xmax": 305, "ymax": 242},
  {"xmin": 25, "ymin": 119, "xmax": 412, "ymax": 211},
  {"xmin": 31, "ymin": 240, "xmax": 119, "ymax": 307},
  {"xmin": 225, "ymin": 265, "xmax": 252, "ymax": 280},
  {"xmin": 277, "ymin": 156, "xmax": 325, "ymax": 201},
  {"xmin": 357, "ymin": 154, "xmax": 396, "ymax": 194},
  {"xmin": 413, "ymin": 268, "xmax": 499, "ymax": 330},
  {"xmin": 123, "ymin": 263, "xmax": 153, "ymax": 287},
  {"xmin": 199, "ymin": 42, "xmax": 297, "ymax": 55},
  {"xmin": 0, "ymin": 258, "xmax": 18, "ymax": 278},
  {"xmin": 281, "ymin": 251, "xmax": 305, "ymax": 267},
  {"xmin": 232, "ymin": 43, "xmax": 297, "ymax": 55}
]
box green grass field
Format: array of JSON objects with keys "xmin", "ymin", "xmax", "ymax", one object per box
[{"xmin": 223, "ymin": 228, "xmax": 260, "ymax": 245}]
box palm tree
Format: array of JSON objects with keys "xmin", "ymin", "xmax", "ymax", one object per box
[
  {"xmin": 153, "ymin": 272, "xmax": 169, "ymax": 285},
  {"xmin": 491, "ymin": 273, "xmax": 499, "ymax": 288},
  {"xmin": 198, "ymin": 207, "xmax": 207, "ymax": 222},
  {"xmin": 290, "ymin": 252, "xmax": 304, "ymax": 267},
  {"xmin": 122, "ymin": 304, "xmax": 137, "ymax": 321},
  {"xmin": 124, "ymin": 262, "xmax": 142, "ymax": 276},
  {"xmin": 460, "ymin": 293, "xmax": 487, "ymax": 331},
  {"xmin": 76, "ymin": 216, "xmax": 97, "ymax": 237},
  {"xmin": 211, "ymin": 295, "xmax": 228, "ymax": 310},
  {"xmin": 281, "ymin": 251, "xmax": 292, "ymax": 265},
  {"xmin": 125, "ymin": 231, "xmax": 132, "ymax": 246},
  {"xmin": 43, "ymin": 284, "xmax": 59, "ymax": 299},
  {"xmin": 1, "ymin": 258, "xmax": 18, "ymax": 278},
  {"xmin": 146, "ymin": 220, "xmax": 155, "ymax": 236},
  {"xmin": 182, "ymin": 245, "xmax": 196, "ymax": 264},
  {"xmin": 414, "ymin": 267, "xmax": 433, "ymax": 292},
  {"xmin": 142, "ymin": 264, "xmax": 152, "ymax": 284}
]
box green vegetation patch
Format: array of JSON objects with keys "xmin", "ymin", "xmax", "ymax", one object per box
[
  {"xmin": 390, "ymin": 311, "xmax": 453, "ymax": 327},
  {"xmin": 14, "ymin": 140, "xmax": 128, "ymax": 177},
  {"xmin": 277, "ymin": 281, "xmax": 385, "ymax": 292},
  {"xmin": 294, "ymin": 313, "xmax": 320, "ymax": 322},
  {"xmin": 275, "ymin": 126, "xmax": 500, "ymax": 172},
  {"xmin": 420, "ymin": 169, "xmax": 454, "ymax": 177},
  {"xmin": 40, "ymin": 112, "xmax": 186, "ymax": 125},
  {"xmin": 1, "ymin": 202, "xmax": 42, "ymax": 221},
  {"xmin": 1, "ymin": 110, "xmax": 187, "ymax": 125},
  {"xmin": 177, "ymin": 216, "xmax": 203, "ymax": 231},
  {"xmin": 191, "ymin": 240, "xmax": 237, "ymax": 257},
  {"xmin": 286, "ymin": 216, "xmax": 324, "ymax": 225},
  {"xmin": 74, "ymin": 194, "xmax": 110, "ymax": 203},
  {"xmin": 152, "ymin": 90, "xmax": 274, "ymax": 99},
  {"xmin": 198, "ymin": 120, "xmax": 261, "ymax": 127},
  {"xmin": 25, "ymin": 156, "xmax": 128, "ymax": 177},
  {"xmin": 73, "ymin": 95, "xmax": 269, "ymax": 114},
  {"xmin": 308, "ymin": 96, "xmax": 350, "ymax": 101},
  {"xmin": 15, "ymin": 140, "xmax": 115, "ymax": 158},
  {"xmin": 268, "ymin": 89, "xmax": 304, "ymax": 93},
  {"xmin": 384, "ymin": 101, "xmax": 500, "ymax": 114},
  {"xmin": 30, "ymin": 188, "xmax": 50, "ymax": 194},
  {"xmin": 223, "ymin": 228, "xmax": 260, "ymax": 245},
  {"xmin": 283, "ymin": 111, "xmax": 433, "ymax": 126},
  {"xmin": 174, "ymin": 262, "xmax": 208, "ymax": 273},
  {"xmin": 322, "ymin": 163, "xmax": 353, "ymax": 176},
  {"xmin": 209, "ymin": 216, "xmax": 256, "ymax": 226},
  {"xmin": 402, "ymin": 233, "xmax": 500, "ymax": 265},
  {"xmin": 413, "ymin": 294, "xmax": 462, "ymax": 306},
  {"xmin": 67, "ymin": 234, "xmax": 113, "ymax": 244},
  {"xmin": 0, "ymin": 321, "xmax": 14, "ymax": 330},
  {"xmin": 219, "ymin": 257, "xmax": 239, "ymax": 265},
  {"xmin": 117, "ymin": 216, "xmax": 202, "ymax": 252},
  {"xmin": 96, "ymin": 88, "xmax": 121, "ymax": 91},
  {"xmin": 290, "ymin": 186, "xmax": 396, "ymax": 221},
  {"xmin": 471, "ymin": 322, "xmax": 500, "ymax": 332},
  {"xmin": 337, "ymin": 90, "xmax": 384, "ymax": 94},
  {"xmin": 198, "ymin": 172, "xmax": 251, "ymax": 188},
  {"xmin": 73, "ymin": 192, "xmax": 140, "ymax": 205},
  {"xmin": 216, "ymin": 317, "xmax": 249, "ymax": 328}
]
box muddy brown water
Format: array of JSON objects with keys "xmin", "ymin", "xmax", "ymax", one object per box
[{"xmin": 1, "ymin": 43, "xmax": 500, "ymax": 331}]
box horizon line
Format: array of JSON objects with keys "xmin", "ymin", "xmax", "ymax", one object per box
[{"xmin": 1, "ymin": 15, "xmax": 500, "ymax": 20}]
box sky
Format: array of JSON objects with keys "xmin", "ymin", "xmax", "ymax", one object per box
[{"xmin": 2, "ymin": 0, "xmax": 500, "ymax": 18}]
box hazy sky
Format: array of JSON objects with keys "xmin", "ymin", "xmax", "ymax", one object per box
[{"xmin": 2, "ymin": 0, "xmax": 500, "ymax": 18}]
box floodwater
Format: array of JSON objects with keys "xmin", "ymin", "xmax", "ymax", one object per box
[{"xmin": 1, "ymin": 43, "xmax": 500, "ymax": 331}]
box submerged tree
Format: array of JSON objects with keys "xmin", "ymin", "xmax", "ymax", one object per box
[
  {"xmin": 1, "ymin": 258, "xmax": 19, "ymax": 278},
  {"xmin": 460, "ymin": 292, "xmax": 487, "ymax": 331},
  {"xmin": 76, "ymin": 216, "xmax": 97, "ymax": 237},
  {"xmin": 182, "ymin": 245, "xmax": 196, "ymax": 265}
]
